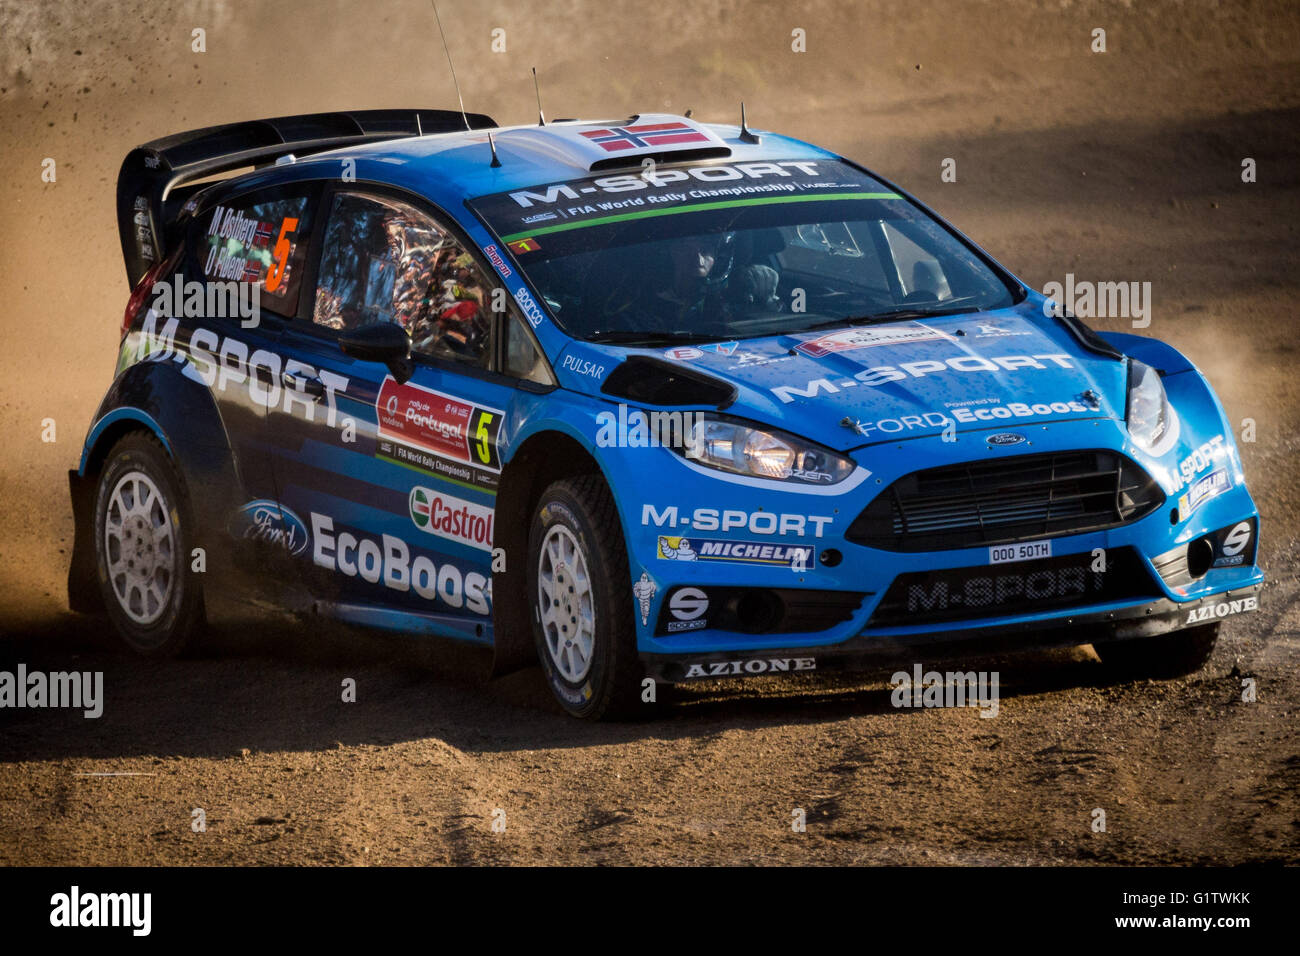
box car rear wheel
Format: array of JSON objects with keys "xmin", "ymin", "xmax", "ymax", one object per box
[
  {"xmin": 93, "ymin": 432, "xmax": 204, "ymax": 656},
  {"xmin": 527, "ymin": 476, "xmax": 643, "ymax": 719},
  {"xmin": 1093, "ymin": 623, "xmax": 1219, "ymax": 679}
]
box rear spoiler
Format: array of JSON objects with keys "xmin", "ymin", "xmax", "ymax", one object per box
[{"xmin": 116, "ymin": 108, "xmax": 497, "ymax": 288}]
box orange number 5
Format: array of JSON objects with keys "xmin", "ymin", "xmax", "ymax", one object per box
[{"xmin": 265, "ymin": 217, "xmax": 299, "ymax": 292}]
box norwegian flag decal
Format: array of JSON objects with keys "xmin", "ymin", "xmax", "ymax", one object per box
[
  {"xmin": 252, "ymin": 221, "xmax": 274, "ymax": 248},
  {"xmin": 581, "ymin": 122, "xmax": 710, "ymax": 152}
]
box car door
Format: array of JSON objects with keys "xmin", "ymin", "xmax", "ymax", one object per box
[
  {"xmin": 177, "ymin": 181, "xmax": 319, "ymax": 584},
  {"xmin": 267, "ymin": 186, "xmax": 546, "ymax": 642}
]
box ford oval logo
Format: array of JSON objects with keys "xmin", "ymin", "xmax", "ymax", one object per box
[
  {"xmin": 228, "ymin": 499, "xmax": 310, "ymax": 556},
  {"xmin": 987, "ymin": 433, "xmax": 1027, "ymax": 446}
]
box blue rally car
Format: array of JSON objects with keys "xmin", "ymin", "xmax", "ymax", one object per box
[{"xmin": 67, "ymin": 108, "xmax": 1263, "ymax": 718}]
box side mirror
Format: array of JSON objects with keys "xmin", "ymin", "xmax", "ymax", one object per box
[{"xmin": 338, "ymin": 321, "xmax": 414, "ymax": 383}]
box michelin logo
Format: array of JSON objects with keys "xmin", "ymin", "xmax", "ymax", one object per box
[
  {"xmin": 633, "ymin": 571, "xmax": 657, "ymax": 626},
  {"xmin": 658, "ymin": 536, "xmax": 815, "ymax": 568}
]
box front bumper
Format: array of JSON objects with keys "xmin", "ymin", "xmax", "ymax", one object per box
[
  {"xmin": 610, "ymin": 410, "xmax": 1263, "ymax": 662},
  {"xmin": 642, "ymin": 582, "xmax": 1262, "ymax": 682}
]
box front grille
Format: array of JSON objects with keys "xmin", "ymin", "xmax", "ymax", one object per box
[
  {"xmin": 868, "ymin": 547, "xmax": 1159, "ymax": 627},
  {"xmin": 847, "ymin": 451, "xmax": 1164, "ymax": 552}
]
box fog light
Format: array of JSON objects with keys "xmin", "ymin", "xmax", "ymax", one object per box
[{"xmin": 1187, "ymin": 536, "xmax": 1214, "ymax": 579}]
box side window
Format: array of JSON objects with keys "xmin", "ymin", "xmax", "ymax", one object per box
[
  {"xmin": 503, "ymin": 312, "xmax": 551, "ymax": 385},
  {"xmin": 313, "ymin": 192, "xmax": 492, "ymax": 369},
  {"xmin": 194, "ymin": 187, "xmax": 314, "ymax": 317}
]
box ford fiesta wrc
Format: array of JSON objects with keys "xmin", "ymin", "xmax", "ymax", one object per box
[{"xmin": 67, "ymin": 108, "xmax": 1264, "ymax": 718}]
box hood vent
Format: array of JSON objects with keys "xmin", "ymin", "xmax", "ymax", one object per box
[{"xmin": 601, "ymin": 356, "xmax": 736, "ymax": 408}]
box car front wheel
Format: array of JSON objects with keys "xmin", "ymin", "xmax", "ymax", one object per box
[{"xmin": 527, "ymin": 476, "xmax": 643, "ymax": 719}]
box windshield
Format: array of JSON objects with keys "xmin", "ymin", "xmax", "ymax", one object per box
[{"xmin": 469, "ymin": 159, "xmax": 1019, "ymax": 345}]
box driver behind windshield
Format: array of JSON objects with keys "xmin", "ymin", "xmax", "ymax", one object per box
[{"xmin": 623, "ymin": 232, "xmax": 781, "ymax": 331}]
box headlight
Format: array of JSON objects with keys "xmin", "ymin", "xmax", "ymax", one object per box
[
  {"xmin": 679, "ymin": 415, "xmax": 856, "ymax": 485},
  {"xmin": 1126, "ymin": 359, "xmax": 1174, "ymax": 454}
]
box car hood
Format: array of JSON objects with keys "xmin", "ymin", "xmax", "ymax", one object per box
[{"xmin": 599, "ymin": 302, "xmax": 1131, "ymax": 453}]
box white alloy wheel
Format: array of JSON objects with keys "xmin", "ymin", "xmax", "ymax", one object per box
[
  {"xmin": 536, "ymin": 523, "xmax": 596, "ymax": 683},
  {"xmin": 102, "ymin": 470, "xmax": 176, "ymax": 625}
]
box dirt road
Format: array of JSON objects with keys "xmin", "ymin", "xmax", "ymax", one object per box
[{"xmin": 1, "ymin": 0, "xmax": 1297, "ymax": 864}]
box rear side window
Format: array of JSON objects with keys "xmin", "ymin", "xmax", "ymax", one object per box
[
  {"xmin": 313, "ymin": 191, "xmax": 493, "ymax": 369},
  {"xmin": 193, "ymin": 186, "xmax": 315, "ymax": 317}
]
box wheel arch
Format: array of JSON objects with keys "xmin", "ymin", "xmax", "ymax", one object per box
[
  {"xmin": 69, "ymin": 361, "xmax": 243, "ymax": 613},
  {"xmin": 490, "ymin": 428, "xmax": 611, "ymax": 676}
]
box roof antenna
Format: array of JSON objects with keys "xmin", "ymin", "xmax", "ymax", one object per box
[
  {"xmin": 532, "ymin": 67, "xmax": 546, "ymax": 126},
  {"xmin": 431, "ymin": 0, "xmax": 471, "ymax": 132},
  {"xmin": 415, "ymin": 113, "xmax": 423, "ymax": 136},
  {"xmin": 488, "ymin": 131, "xmax": 502, "ymax": 167},
  {"xmin": 738, "ymin": 101, "xmax": 761, "ymax": 144}
]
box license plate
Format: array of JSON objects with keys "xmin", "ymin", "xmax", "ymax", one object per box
[{"xmin": 988, "ymin": 540, "xmax": 1052, "ymax": 565}]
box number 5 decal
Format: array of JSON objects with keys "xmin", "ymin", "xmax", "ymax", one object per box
[
  {"xmin": 468, "ymin": 407, "xmax": 502, "ymax": 471},
  {"xmin": 266, "ymin": 217, "xmax": 299, "ymax": 292},
  {"xmin": 475, "ymin": 413, "xmax": 494, "ymax": 464}
]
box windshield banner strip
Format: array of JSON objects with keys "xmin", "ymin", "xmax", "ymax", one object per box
[{"xmin": 499, "ymin": 191, "xmax": 902, "ymax": 243}]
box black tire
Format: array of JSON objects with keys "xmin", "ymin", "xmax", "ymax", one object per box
[
  {"xmin": 526, "ymin": 476, "xmax": 644, "ymax": 719},
  {"xmin": 1093, "ymin": 623, "xmax": 1219, "ymax": 679},
  {"xmin": 92, "ymin": 432, "xmax": 205, "ymax": 656}
]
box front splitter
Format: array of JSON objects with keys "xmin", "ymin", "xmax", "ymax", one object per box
[{"xmin": 641, "ymin": 583, "xmax": 1263, "ymax": 682}]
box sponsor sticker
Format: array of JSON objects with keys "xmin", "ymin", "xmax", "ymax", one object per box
[
  {"xmin": 1178, "ymin": 468, "xmax": 1229, "ymax": 518},
  {"xmin": 665, "ymin": 587, "xmax": 709, "ymax": 632},
  {"xmin": 971, "ymin": 323, "xmax": 1029, "ymax": 338},
  {"xmin": 408, "ymin": 486, "xmax": 495, "ymax": 552},
  {"xmin": 682, "ymin": 657, "xmax": 817, "ymax": 679},
  {"xmin": 560, "ymin": 354, "xmax": 605, "ymax": 378},
  {"xmin": 632, "ymin": 570, "xmax": 657, "ymax": 626},
  {"xmin": 793, "ymin": 324, "xmax": 951, "ymax": 358},
  {"xmin": 642, "ymin": 504, "xmax": 833, "ymax": 538},
  {"xmin": 988, "ymin": 540, "xmax": 1052, "ymax": 565},
  {"xmin": 482, "ymin": 244, "xmax": 512, "ymax": 279},
  {"xmin": 1185, "ymin": 594, "xmax": 1259, "ymax": 624},
  {"xmin": 771, "ymin": 353, "xmax": 1078, "ymax": 404},
  {"xmin": 664, "ymin": 346, "xmax": 703, "ymax": 361},
  {"xmin": 698, "ymin": 341, "xmax": 740, "ymax": 356},
  {"xmin": 228, "ymin": 499, "xmax": 310, "ymax": 556},
  {"xmin": 513, "ymin": 286, "xmax": 547, "ymax": 328},
  {"xmin": 376, "ymin": 378, "xmax": 503, "ymax": 491},
  {"xmin": 309, "ymin": 512, "xmax": 491, "ymax": 616},
  {"xmin": 1211, "ymin": 519, "xmax": 1254, "ymax": 568},
  {"xmin": 1173, "ymin": 435, "xmax": 1226, "ymax": 493},
  {"xmin": 657, "ymin": 535, "xmax": 816, "ymax": 568}
]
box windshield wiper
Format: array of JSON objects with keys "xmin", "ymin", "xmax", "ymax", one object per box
[
  {"xmin": 795, "ymin": 301, "xmax": 984, "ymax": 334},
  {"xmin": 586, "ymin": 330, "xmax": 720, "ymax": 346}
]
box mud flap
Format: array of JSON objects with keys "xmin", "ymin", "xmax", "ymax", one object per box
[
  {"xmin": 489, "ymin": 567, "xmax": 535, "ymax": 678},
  {"xmin": 67, "ymin": 469, "xmax": 105, "ymax": 614}
]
